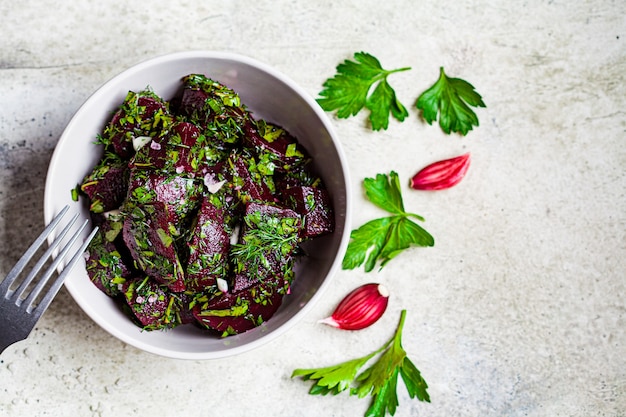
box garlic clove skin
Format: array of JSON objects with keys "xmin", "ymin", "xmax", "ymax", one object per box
[
  {"xmin": 410, "ymin": 152, "xmax": 471, "ymax": 191},
  {"xmin": 319, "ymin": 283, "xmax": 389, "ymax": 330}
]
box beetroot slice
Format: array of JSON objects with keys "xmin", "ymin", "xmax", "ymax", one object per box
[
  {"xmin": 103, "ymin": 91, "xmax": 171, "ymax": 159},
  {"xmin": 170, "ymin": 121, "xmax": 228, "ymax": 175},
  {"xmin": 129, "ymin": 133, "xmax": 169, "ymax": 171},
  {"xmin": 230, "ymin": 202, "xmax": 301, "ymax": 293},
  {"xmin": 228, "ymin": 152, "xmax": 275, "ymax": 203},
  {"xmin": 185, "ymin": 197, "xmax": 230, "ymax": 292},
  {"xmin": 174, "ymin": 292, "xmax": 197, "ymax": 325},
  {"xmin": 230, "ymin": 254, "xmax": 295, "ymax": 294},
  {"xmin": 243, "ymin": 119, "xmax": 308, "ymax": 172},
  {"xmin": 178, "ymin": 74, "xmax": 249, "ymax": 146},
  {"xmin": 80, "ymin": 156, "xmax": 129, "ymax": 214},
  {"xmin": 126, "ymin": 169, "xmax": 202, "ymax": 225},
  {"xmin": 240, "ymin": 201, "xmax": 302, "ymax": 232},
  {"xmin": 122, "ymin": 277, "xmax": 177, "ymax": 330},
  {"xmin": 129, "ymin": 120, "xmax": 228, "ymax": 184},
  {"xmin": 281, "ymin": 186, "xmax": 334, "ymax": 238},
  {"xmin": 192, "ymin": 280, "xmax": 286, "ymax": 335},
  {"xmin": 169, "ymin": 122, "xmax": 204, "ymax": 174},
  {"xmin": 274, "ymin": 167, "xmax": 319, "ymax": 190},
  {"xmin": 85, "ymin": 219, "xmax": 133, "ymax": 297},
  {"xmin": 122, "ymin": 203, "xmax": 186, "ymax": 292}
]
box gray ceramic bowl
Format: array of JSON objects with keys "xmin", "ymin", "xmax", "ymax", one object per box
[{"xmin": 44, "ymin": 51, "xmax": 351, "ymax": 359}]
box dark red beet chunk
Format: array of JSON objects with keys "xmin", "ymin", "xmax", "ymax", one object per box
[
  {"xmin": 241, "ymin": 201, "xmax": 302, "ymax": 228},
  {"xmin": 177, "ymin": 88, "xmax": 207, "ymax": 115},
  {"xmin": 174, "ymin": 292, "xmax": 197, "ymax": 325},
  {"xmin": 103, "ymin": 91, "xmax": 171, "ymax": 160},
  {"xmin": 185, "ymin": 197, "xmax": 231, "ymax": 292},
  {"xmin": 230, "ymin": 202, "xmax": 301, "ymax": 291},
  {"xmin": 243, "ymin": 119, "xmax": 308, "ymax": 172},
  {"xmin": 169, "ymin": 121, "xmax": 228, "ymax": 175},
  {"xmin": 126, "ymin": 169, "xmax": 202, "ymax": 225},
  {"xmin": 129, "ymin": 134, "xmax": 169, "ymax": 171},
  {"xmin": 192, "ymin": 279, "xmax": 287, "ymax": 335},
  {"xmin": 122, "ymin": 203, "xmax": 186, "ymax": 292},
  {"xmin": 281, "ymin": 186, "xmax": 334, "ymax": 238},
  {"xmin": 236, "ymin": 201, "xmax": 302, "ymax": 249},
  {"xmin": 170, "ymin": 122, "xmax": 204, "ymax": 174},
  {"xmin": 80, "ymin": 156, "xmax": 129, "ymax": 214},
  {"xmin": 85, "ymin": 219, "xmax": 133, "ymax": 297},
  {"xmin": 274, "ymin": 166, "xmax": 321, "ymax": 190},
  {"xmin": 178, "ymin": 74, "xmax": 249, "ymax": 146},
  {"xmin": 123, "ymin": 277, "xmax": 177, "ymax": 330},
  {"xmin": 130, "ymin": 121, "xmax": 226, "ymax": 178},
  {"xmin": 230, "ymin": 256, "xmax": 294, "ymax": 294},
  {"xmin": 228, "ymin": 152, "xmax": 275, "ymax": 203}
]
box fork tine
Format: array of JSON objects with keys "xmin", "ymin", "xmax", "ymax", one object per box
[
  {"xmin": 0, "ymin": 205, "xmax": 70, "ymax": 296},
  {"xmin": 12, "ymin": 212, "xmax": 80, "ymax": 303},
  {"xmin": 22, "ymin": 218, "xmax": 90, "ymax": 313},
  {"xmin": 32, "ymin": 226, "xmax": 99, "ymax": 316}
]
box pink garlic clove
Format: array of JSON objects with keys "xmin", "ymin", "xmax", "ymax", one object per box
[
  {"xmin": 319, "ymin": 283, "xmax": 389, "ymax": 330},
  {"xmin": 409, "ymin": 153, "xmax": 471, "ymax": 190}
]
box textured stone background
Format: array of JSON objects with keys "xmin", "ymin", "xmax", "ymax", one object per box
[{"xmin": 1, "ymin": 1, "xmax": 624, "ymax": 416}]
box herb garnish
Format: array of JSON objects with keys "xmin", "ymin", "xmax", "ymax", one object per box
[
  {"xmin": 292, "ymin": 310, "xmax": 430, "ymax": 417},
  {"xmin": 230, "ymin": 209, "xmax": 301, "ymax": 277},
  {"xmin": 318, "ymin": 53, "xmax": 485, "ymax": 135},
  {"xmin": 342, "ymin": 171, "xmax": 434, "ymax": 272},
  {"xmin": 317, "ymin": 52, "xmax": 411, "ymax": 131},
  {"xmin": 416, "ymin": 66, "xmax": 486, "ymax": 135}
]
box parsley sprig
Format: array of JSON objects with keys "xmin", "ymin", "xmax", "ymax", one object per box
[
  {"xmin": 317, "ymin": 52, "xmax": 486, "ymax": 135},
  {"xmin": 317, "ymin": 52, "xmax": 411, "ymax": 131},
  {"xmin": 292, "ymin": 310, "xmax": 430, "ymax": 417},
  {"xmin": 342, "ymin": 171, "xmax": 434, "ymax": 272},
  {"xmin": 416, "ymin": 66, "xmax": 486, "ymax": 135}
]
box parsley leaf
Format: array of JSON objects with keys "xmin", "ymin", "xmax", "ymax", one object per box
[
  {"xmin": 363, "ymin": 171, "xmax": 406, "ymax": 215},
  {"xmin": 317, "ymin": 52, "xmax": 411, "ymax": 131},
  {"xmin": 292, "ymin": 310, "xmax": 430, "ymax": 417},
  {"xmin": 291, "ymin": 351, "xmax": 380, "ymax": 396},
  {"xmin": 342, "ymin": 172, "xmax": 434, "ymax": 272},
  {"xmin": 416, "ymin": 66, "xmax": 486, "ymax": 135}
]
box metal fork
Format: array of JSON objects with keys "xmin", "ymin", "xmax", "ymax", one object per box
[{"xmin": 0, "ymin": 205, "xmax": 98, "ymax": 354}]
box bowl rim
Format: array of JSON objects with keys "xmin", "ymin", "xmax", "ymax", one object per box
[{"xmin": 43, "ymin": 50, "xmax": 352, "ymax": 359}]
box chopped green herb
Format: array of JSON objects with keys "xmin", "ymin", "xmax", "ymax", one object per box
[
  {"xmin": 256, "ymin": 120, "xmax": 284, "ymax": 142},
  {"xmin": 156, "ymin": 228, "xmax": 173, "ymax": 247},
  {"xmin": 71, "ymin": 185, "xmax": 80, "ymax": 201},
  {"xmin": 285, "ymin": 143, "xmax": 304, "ymax": 158},
  {"xmin": 104, "ymin": 220, "xmax": 123, "ymax": 243},
  {"xmin": 231, "ymin": 209, "xmax": 301, "ymax": 276},
  {"xmin": 198, "ymin": 299, "xmax": 249, "ymax": 318}
]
